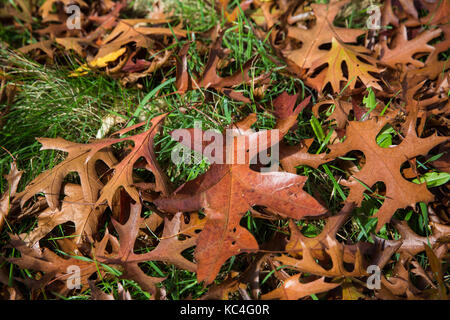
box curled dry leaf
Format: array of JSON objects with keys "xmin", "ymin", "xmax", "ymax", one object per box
[
  {"xmin": 261, "ymin": 275, "xmax": 340, "ymax": 300},
  {"xmin": 175, "ymin": 32, "xmax": 267, "ymax": 103},
  {"xmin": 376, "ymin": 252, "xmax": 446, "ymax": 300},
  {"xmin": 0, "ymin": 161, "xmax": 22, "ymax": 232},
  {"xmin": 378, "ymin": 219, "xmax": 450, "ymax": 259},
  {"xmin": 378, "ymin": 25, "xmax": 442, "ymax": 69}
]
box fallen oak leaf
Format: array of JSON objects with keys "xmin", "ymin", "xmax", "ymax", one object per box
[
  {"xmin": 279, "ymin": 138, "xmax": 327, "ymax": 173},
  {"xmin": 174, "ymin": 43, "xmax": 193, "ymax": 94},
  {"xmin": 155, "ymin": 119, "xmax": 327, "ymax": 284},
  {"xmin": 199, "ymin": 273, "xmax": 241, "ymax": 300},
  {"xmin": 20, "ymin": 183, "xmax": 106, "ymax": 246},
  {"xmin": 39, "ymin": 0, "xmax": 87, "ymax": 23},
  {"xmin": 326, "ymin": 106, "xmax": 448, "ymax": 231},
  {"xmin": 85, "ymin": 114, "xmax": 172, "ymax": 208},
  {"xmin": 94, "ymin": 20, "xmax": 186, "ymax": 59},
  {"xmin": 97, "ymin": 202, "xmax": 202, "ymax": 297},
  {"xmin": 18, "ymin": 40, "xmax": 54, "ymax": 59},
  {"xmin": 381, "ymin": 0, "xmax": 400, "ymax": 27},
  {"xmin": 423, "ymin": 244, "xmax": 448, "ymax": 299},
  {"xmin": 312, "ymin": 99, "xmax": 353, "ymax": 130},
  {"xmin": 55, "ymin": 37, "xmax": 86, "ymax": 57},
  {"xmin": 284, "ymin": 202, "xmax": 357, "ymax": 261},
  {"xmin": 198, "ymin": 34, "xmax": 252, "ymax": 89},
  {"xmin": 17, "ymin": 137, "xmax": 117, "ymax": 211},
  {"xmin": 0, "ymin": 161, "xmax": 22, "ymax": 232},
  {"xmin": 83, "ymin": 1, "xmax": 129, "ymax": 42},
  {"xmin": 270, "ymin": 93, "xmax": 327, "ymax": 171},
  {"xmin": 261, "ymin": 275, "xmax": 340, "ymax": 300},
  {"xmin": 175, "ymin": 33, "xmax": 268, "ymax": 103},
  {"xmin": 378, "ymin": 25, "xmax": 442, "ymax": 69},
  {"xmin": 119, "ymin": 50, "xmax": 171, "ymax": 85},
  {"xmin": 276, "ymin": 202, "xmax": 402, "ymax": 280},
  {"xmin": 285, "ymin": 0, "xmax": 366, "ymax": 70},
  {"xmin": 7, "ymin": 234, "xmax": 104, "ymax": 293},
  {"xmin": 406, "ymin": 24, "xmax": 450, "ymax": 86},
  {"xmin": 375, "ymin": 219, "xmax": 450, "ymax": 259},
  {"xmin": 89, "ymin": 281, "xmax": 132, "ymax": 300},
  {"xmin": 276, "ymin": 234, "xmax": 369, "ymax": 277},
  {"xmin": 69, "ymin": 47, "xmax": 127, "ymax": 77},
  {"xmin": 307, "ymin": 37, "xmax": 383, "ymax": 93},
  {"xmin": 272, "ymin": 92, "xmax": 311, "ymax": 136},
  {"xmin": 417, "ymin": 0, "xmax": 450, "ymax": 26},
  {"xmin": 376, "ymin": 253, "xmax": 435, "ymax": 300},
  {"xmin": 0, "ymin": 0, "xmax": 33, "ymax": 24},
  {"xmin": 341, "ymin": 278, "xmax": 366, "ymax": 300}
]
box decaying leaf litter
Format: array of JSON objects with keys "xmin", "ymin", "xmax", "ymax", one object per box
[{"xmin": 0, "ymin": 0, "xmax": 449, "ymax": 300}]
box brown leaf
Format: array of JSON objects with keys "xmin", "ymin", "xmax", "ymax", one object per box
[
  {"xmin": 277, "ymin": 235, "xmax": 368, "ymax": 277},
  {"xmin": 20, "ymin": 183, "xmax": 106, "ymax": 245},
  {"xmin": 261, "ymin": 275, "xmax": 340, "ymax": 300},
  {"xmin": 326, "ymin": 107, "xmax": 448, "ymax": 231},
  {"xmin": 377, "ymin": 219, "xmax": 450, "ymax": 257},
  {"xmin": 17, "ymin": 137, "xmax": 117, "ymax": 211},
  {"xmin": 379, "ymin": 25, "xmax": 442, "ymax": 68},
  {"xmin": 424, "ymin": 244, "xmax": 448, "ymax": 299},
  {"xmin": 406, "ymin": 24, "xmax": 450, "ymax": 86},
  {"xmin": 87, "ymin": 114, "xmax": 172, "ymax": 207},
  {"xmin": 8, "ymin": 234, "xmax": 103, "ymax": 293},
  {"xmin": 97, "ymin": 202, "xmax": 202, "ymax": 297},
  {"xmin": 312, "ymin": 99, "xmax": 353, "ymax": 130},
  {"xmin": 198, "ymin": 34, "xmax": 252, "ymax": 89},
  {"xmin": 273, "ymin": 93, "xmax": 311, "ymax": 136},
  {"xmin": 175, "ymin": 43, "xmax": 193, "ymax": 93},
  {"xmin": 120, "ymin": 50, "xmax": 171, "ymax": 85},
  {"xmin": 155, "ymin": 124, "xmax": 327, "ymax": 284},
  {"xmin": 175, "ymin": 33, "xmax": 267, "ymax": 103},
  {"xmin": 55, "ymin": 37, "xmax": 86, "ymax": 57},
  {"xmin": 0, "ymin": 0, "xmax": 33, "ymax": 24},
  {"xmin": 89, "ymin": 281, "xmax": 132, "ymax": 300},
  {"xmin": 94, "ymin": 20, "xmax": 186, "ymax": 61},
  {"xmin": 276, "ymin": 202, "xmax": 400, "ymax": 279},
  {"xmin": 418, "ymin": 0, "xmax": 450, "ymax": 25},
  {"xmin": 19, "ymin": 40, "xmax": 54, "ymax": 59},
  {"xmin": 0, "ymin": 161, "xmax": 22, "ymax": 232},
  {"xmin": 280, "ymin": 138, "xmax": 327, "ymax": 172},
  {"xmin": 341, "ymin": 278, "xmax": 366, "ymax": 300},
  {"xmin": 199, "ymin": 273, "xmax": 241, "ymax": 300},
  {"xmin": 285, "ymin": 0, "xmax": 365, "ymax": 70},
  {"xmin": 381, "ymin": 0, "xmax": 400, "ymax": 27},
  {"xmin": 39, "ymin": 0, "xmax": 87, "ymax": 22}
]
